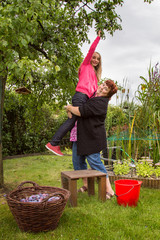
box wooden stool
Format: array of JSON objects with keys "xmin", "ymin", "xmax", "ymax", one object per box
[{"xmin": 61, "ymin": 169, "xmax": 106, "ymax": 207}]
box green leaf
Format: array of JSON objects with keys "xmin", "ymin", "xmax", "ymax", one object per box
[
  {"xmin": 55, "ymin": 65, "xmax": 60, "ymax": 72},
  {"xmin": 21, "ymin": 38, "xmax": 28, "ymax": 47},
  {"xmin": 1, "ymin": 40, "xmax": 8, "ymax": 47}
]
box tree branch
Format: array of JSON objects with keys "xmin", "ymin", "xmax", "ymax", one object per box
[
  {"xmin": 28, "ymin": 43, "xmax": 49, "ymax": 59},
  {"xmin": 82, "ymin": 1, "xmax": 96, "ymax": 12},
  {"xmin": 74, "ymin": 3, "xmax": 87, "ymax": 16},
  {"xmin": 37, "ymin": 20, "xmax": 45, "ymax": 31}
]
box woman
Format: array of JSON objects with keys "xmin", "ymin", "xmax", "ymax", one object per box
[{"xmin": 66, "ymin": 80, "xmax": 118, "ymax": 199}]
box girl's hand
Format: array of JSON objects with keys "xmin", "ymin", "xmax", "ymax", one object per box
[
  {"xmin": 64, "ymin": 105, "xmax": 71, "ymax": 111},
  {"xmin": 64, "ymin": 105, "xmax": 72, "ymax": 118},
  {"xmin": 98, "ymin": 30, "xmax": 101, "ymax": 37}
]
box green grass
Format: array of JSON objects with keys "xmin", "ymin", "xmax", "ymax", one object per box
[{"xmin": 0, "ymin": 154, "xmax": 160, "ymax": 240}]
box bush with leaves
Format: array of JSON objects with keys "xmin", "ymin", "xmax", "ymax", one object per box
[
  {"xmin": 136, "ymin": 161, "xmax": 154, "ymax": 178},
  {"xmin": 2, "ymin": 90, "xmax": 69, "ymax": 156},
  {"xmin": 113, "ymin": 159, "xmax": 160, "ymax": 178},
  {"xmin": 105, "ymin": 105, "xmax": 127, "ymax": 135},
  {"xmin": 113, "ymin": 160, "xmax": 131, "ymax": 176},
  {"xmin": 154, "ymin": 167, "xmax": 160, "ymax": 178}
]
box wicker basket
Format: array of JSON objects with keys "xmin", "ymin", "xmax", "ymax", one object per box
[{"xmin": 6, "ymin": 181, "xmax": 70, "ymax": 232}]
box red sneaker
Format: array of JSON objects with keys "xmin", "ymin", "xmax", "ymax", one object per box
[{"xmin": 45, "ymin": 143, "xmax": 63, "ymax": 156}]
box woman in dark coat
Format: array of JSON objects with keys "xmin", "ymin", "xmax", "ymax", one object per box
[{"xmin": 66, "ymin": 79, "xmax": 118, "ymax": 199}]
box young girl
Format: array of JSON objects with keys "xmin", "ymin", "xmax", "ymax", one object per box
[{"xmin": 46, "ymin": 31, "xmax": 102, "ymax": 156}]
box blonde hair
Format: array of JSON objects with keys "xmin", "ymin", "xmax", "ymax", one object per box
[
  {"xmin": 78, "ymin": 52, "xmax": 102, "ymax": 82},
  {"xmin": 94, "ymin": 52, "xmax": 102, "ymax": 82}
]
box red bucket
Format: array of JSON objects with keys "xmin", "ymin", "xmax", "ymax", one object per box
[{"xmin": 114, "ymin": 179, "xmax": 142, "ymax": 207}]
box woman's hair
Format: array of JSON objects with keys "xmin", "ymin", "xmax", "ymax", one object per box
[
  {"xmin": 104, "ymin": 79, "xmax": 118, "ymax": 98},
  {"xmin": 94, "ymin": 52, "xmax": 102, "ymax": 82}
]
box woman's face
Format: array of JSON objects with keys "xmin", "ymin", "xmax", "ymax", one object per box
[
  {"xmin": 90, "ymin": 52, "xmax": 100, "ymax": 68},
  {"xmin": 96, "ymin": 83, "xmax": 110, "ymax": 97}
]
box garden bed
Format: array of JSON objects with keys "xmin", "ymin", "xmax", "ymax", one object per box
[{"xmin": 108, "ymin": 171, "xmax": 160, "ymax": 189}]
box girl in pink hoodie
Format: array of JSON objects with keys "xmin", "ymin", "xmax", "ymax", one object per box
[{"xmin": 46, "ymin": 31, "xmax": 102, "ymax": 156}]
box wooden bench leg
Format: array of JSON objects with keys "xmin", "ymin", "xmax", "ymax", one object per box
[
  {"xmin": 68, "ymin": 179, "xmax": 77, "ymax": 207},
  {"xmin": 98, "ymin": 176, "xmax": 106, "ymax": 202},
  {"xmin": 87, "ymin": 177, "xmax": 95, "ymax": 196},
  {"xmin": 61, "ymin": 175, "xmax": 69, "ymax": 190}
]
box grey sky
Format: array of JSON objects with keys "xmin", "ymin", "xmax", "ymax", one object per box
[{"xmin": 81, "ymin": 0, "xmax": 160, "ymax": 105}]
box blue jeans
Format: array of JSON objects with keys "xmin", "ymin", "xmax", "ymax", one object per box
[
  {"xmin": 72, "ymin": 142, "xmax": 88, "ymax": 170},
  {"xmin": 72, "ymin": 142, "xmax": 108, "ymax": 178},
  {"xmin": 51, "ymin": 92, "xmax": 89, "ymax": 146}
]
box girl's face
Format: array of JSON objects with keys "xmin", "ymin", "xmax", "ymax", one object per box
[
  {"xmin": 90, "ymin": 52, "xmax": 100, "ymax": 68},
  {"xmin": 96, "ymin": 83, "xmax": 110, "ymax": 97}
]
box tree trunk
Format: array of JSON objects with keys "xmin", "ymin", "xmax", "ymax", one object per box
[{"xmin": 0, "ymin": 77, "xmax": 6, "ymax": 188}]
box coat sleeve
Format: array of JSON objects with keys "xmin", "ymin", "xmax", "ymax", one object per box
[{"xmin": 79, "ymin": 97, "xmax": 109, "ymax": 118}]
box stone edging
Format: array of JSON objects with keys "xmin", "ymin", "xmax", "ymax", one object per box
[{"xmin": 109, "ymin": 175, "xmax": 160, "ymax": 189}]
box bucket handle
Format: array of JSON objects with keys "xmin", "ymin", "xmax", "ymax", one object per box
[{"xmin": 115, "ymin": 186, "xmax": 134, "ymax": 198}]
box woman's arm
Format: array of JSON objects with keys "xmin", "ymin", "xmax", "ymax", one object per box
[{"xmin": 65, "ymin": 105, "xmax": 81, "ymax": 117}]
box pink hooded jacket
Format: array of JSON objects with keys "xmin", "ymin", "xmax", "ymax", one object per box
[{"xmin": 76, "ymin": 36, "xmax": 100, "ymax": 98}]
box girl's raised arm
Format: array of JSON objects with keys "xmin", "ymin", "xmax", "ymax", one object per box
[{"xmin": 82, "ymin": 31, "xmax": 101, "ymax": 65}]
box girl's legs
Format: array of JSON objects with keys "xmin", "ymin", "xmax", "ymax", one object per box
[
  {"xmin": 50, "ymin": 114, "xmax": 78, "ymax": 146},
  {"xmin": 50, "ymin": 92, "xmax": 89, "ymax": 146},
  {"xmin": 86, "ymin": 152, "xmax": 114, "ymax": 197}
]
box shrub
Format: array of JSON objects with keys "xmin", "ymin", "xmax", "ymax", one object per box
[
  {"xmin": 2, "ymin": 91, "xmax": 69, "ymax": 156},
  {"xmin": 154, "ymin": 167, "xmax": 160, "ymax": 178},
  {"xmin": 135, "ymin": 161, "xmax": 154, "ymax": 178},
  {"xmin": 113, "ymin": 160, "xmax": 130, "ymax": 175}
]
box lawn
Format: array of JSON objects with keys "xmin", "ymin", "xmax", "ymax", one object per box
[{"xmin": 0, "ymin": 153, "xmax": 160, "ymax": 240}]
